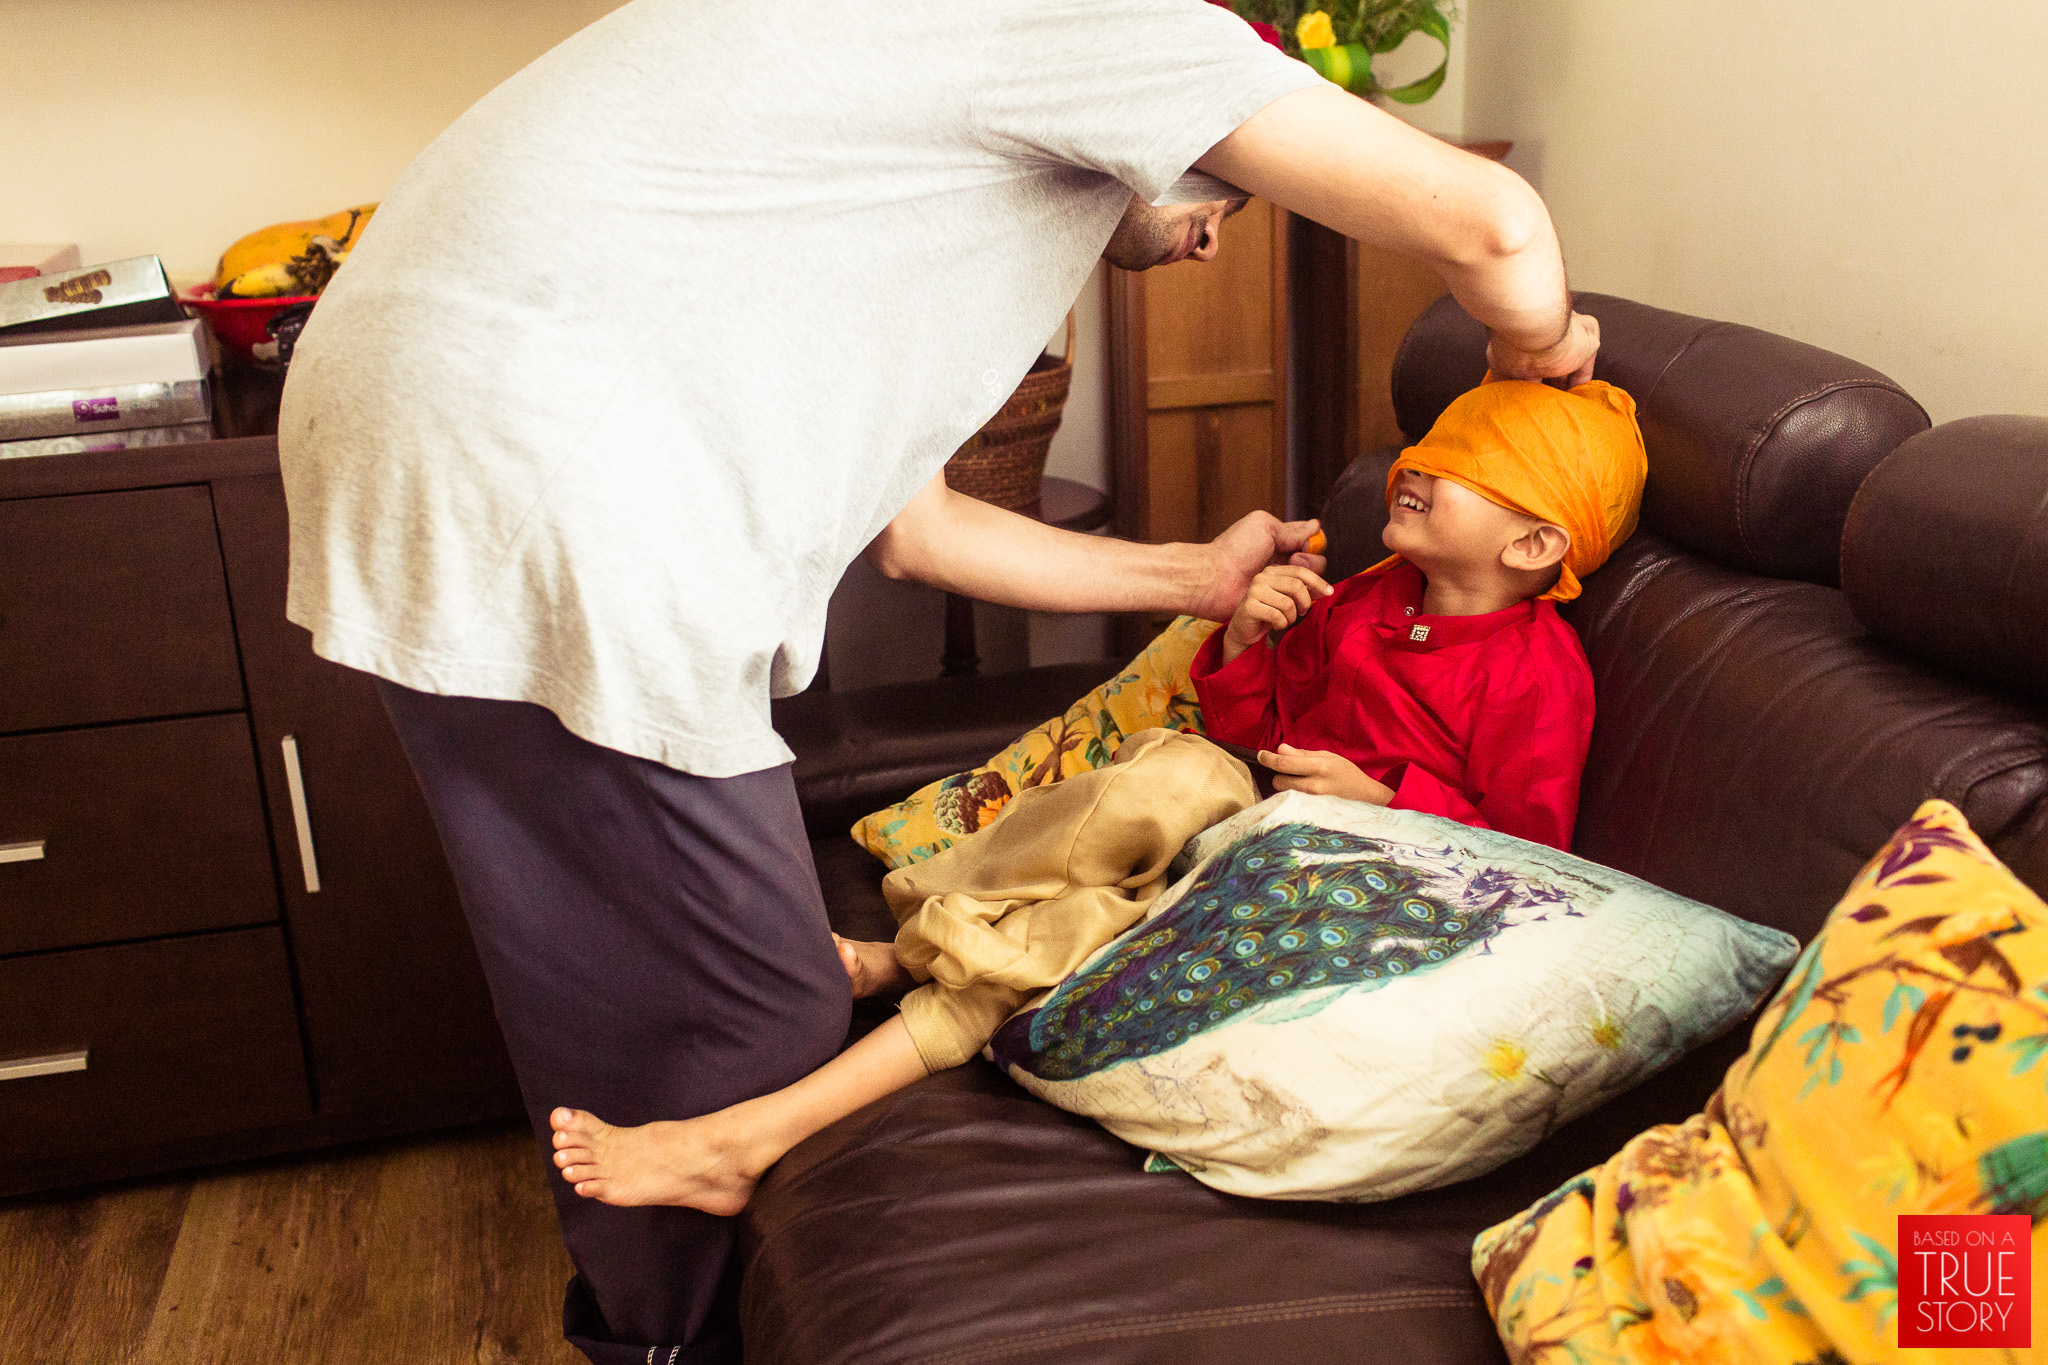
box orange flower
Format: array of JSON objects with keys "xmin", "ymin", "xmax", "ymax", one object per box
[
  {"xmin": 1625, "ymin": 1218, "xmax": 1751, "ymax": 1365},
  {"xmin": 973, "ymin": 792, "xmax": 1010, "ymax": 830}
]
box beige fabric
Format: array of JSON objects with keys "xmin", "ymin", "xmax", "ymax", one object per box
[{"xmin": 882, "ymin": 730, "xmax": 1258, "ymax": 1073}]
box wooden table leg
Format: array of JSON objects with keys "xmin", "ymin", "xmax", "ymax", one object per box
[{"xmin": 941, "ymin": 592, "xmax": 979, "ymax": 677}]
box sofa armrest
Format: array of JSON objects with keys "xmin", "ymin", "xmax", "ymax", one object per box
[{"xmin": 772, "ymin": 660, "xmax": 1120, "ymax": 840}]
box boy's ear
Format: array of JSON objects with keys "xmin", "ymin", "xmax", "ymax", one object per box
[{"xmin": 1503, "ymin": 522, "xmax": 1571, "ymax": 574}]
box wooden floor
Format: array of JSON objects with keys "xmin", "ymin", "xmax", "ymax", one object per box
[{"xmin": 1, "ymin": 1121, "xmax": 580, "ymax": 1364}]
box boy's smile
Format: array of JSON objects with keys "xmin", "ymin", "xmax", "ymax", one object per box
[
  {"xmin": 1391, "ymin": 476, "xmax": 1431, "ymax": 516},
  {"xmin": 1382, "ymin": 467, "xmax": 1574, "ymax": 616}
]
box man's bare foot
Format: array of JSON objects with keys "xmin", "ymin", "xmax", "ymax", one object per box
[
  {"xmin": 549, "ymin": 1105, "xmax": 773, "ymax": 1215},
  {"xmin": 834, "ymin": 934, "xmax": 914, "ymax": 998}
]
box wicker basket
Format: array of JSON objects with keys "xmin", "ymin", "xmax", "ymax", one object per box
[{"xmin": 944, "ymin": 311, "xmax": 1075, "ymax": 510}]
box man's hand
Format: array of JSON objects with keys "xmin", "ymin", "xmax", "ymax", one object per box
[
  {"xmin": 1487, "ymin": 311, "xmax": 1600, "ymax": 387},
  {"xmin": 1221, "ymin": 564, "xmax": 1331, "ymax": 665},
  {"xmin": 1261, "ymin": 744, "xmax": 1394, "ymax": 805},
  {"xmin": 866, "ymin": 473, "xmax": 1331, "ymax": 624},
  {"xmin": 1191, "ymin": 512, "xmax": 1327, "ymax": 624}
]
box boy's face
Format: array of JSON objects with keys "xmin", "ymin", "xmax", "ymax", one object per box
[{"xmin": 1381, "ymin": 469, "xmax": 1562, "ymax": 576}]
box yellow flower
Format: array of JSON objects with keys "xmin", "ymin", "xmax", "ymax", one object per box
[
  {"xmin": 1591, "ymin": 1015, "xmax": 1625, "ymax": 1050},
  {"xmin": 1296, "ymin": 10, "xmax": 1336, "ymax": 50},
  {"xmin": 1480, "ymin": 1038, "xmax": 1527, "ymax": 1080}
]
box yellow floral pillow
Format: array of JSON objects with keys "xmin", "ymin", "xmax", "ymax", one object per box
[
  {"xmin": 1472, "ymin": 799, "xmax": 2048, "ymax": 1363},
  {"xmin": 850, "ymin": 616, "xmax": 1219, "ymax": 869}
]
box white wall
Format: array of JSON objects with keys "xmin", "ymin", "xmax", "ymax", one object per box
[
  {"xmin": 1460, "ymin": 0, "xmax": 2048, "ymax": 424},
  {"xmin": 1, "ymin": 0, "xmax": 627, "ymax": 284}
]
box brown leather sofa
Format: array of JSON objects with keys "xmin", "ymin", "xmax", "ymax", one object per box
[{"xmin": 751, "ymin": 293, "xmax": 2048, "ymax": 1364}]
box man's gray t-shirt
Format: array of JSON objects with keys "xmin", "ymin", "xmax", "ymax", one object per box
[{"xmin": 279, "ymin": 0, "xmax": 1318, "ymax": 776}]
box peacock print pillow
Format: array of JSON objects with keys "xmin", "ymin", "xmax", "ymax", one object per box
[
  {"xmin": 1471, "ymin": 799, "xmax": 2048, "ymax": 1364},
  {"xmin": 986, "ymin": 790, "xmax": 1798, "ymax": 1202}
]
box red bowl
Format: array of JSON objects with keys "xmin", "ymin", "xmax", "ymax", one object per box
[{"xmin": 180, "ymin": 284, "xmax": 318, "ymax": 362}]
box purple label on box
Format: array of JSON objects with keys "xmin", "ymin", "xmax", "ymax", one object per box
[{"xmin": 73, "ymin": 395, "xmax": 120, "ymax": 422}]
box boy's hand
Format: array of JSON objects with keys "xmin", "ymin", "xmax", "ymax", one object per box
[
  {"xmin": 1191, "ymin": 513, "xmax": 1327, "ymax": 625},
  {"xmin": 1221, "ymin": 565, "xmax": 1332, "ymax": 663},
  {"xmin": 1260, "ymin": 744, "xmax": 1394, "ymax": 805}
]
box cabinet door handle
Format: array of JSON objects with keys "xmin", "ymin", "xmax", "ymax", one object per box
[
  {"xmin": 281, "ymin": 735, "xmax": 323, "ymax": 894},
  {"xmin": 0, "ymin": 1049, "xmax": 88, "ymax": 1082},
  {"xmin": 0, "ymin": 840, "xmax": 45, "ymax": 864}
]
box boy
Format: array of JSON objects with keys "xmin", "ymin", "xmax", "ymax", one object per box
[
  {"xmin": 546, "ymin": 376, "xmax": 1646, "ymax": 1214},
  {"xmin": 1194, "ymin": 373, "xmax": 1647, "ymax": 851}
]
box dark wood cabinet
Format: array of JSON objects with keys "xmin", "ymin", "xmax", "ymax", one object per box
[{"xmin": 0, "ymin": 437, "xmax": 519, "ymax": 1196}]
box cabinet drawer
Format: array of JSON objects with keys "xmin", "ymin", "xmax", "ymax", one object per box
[
  {"xmin": 0, "ymin": 928, "xmax": 310, "ymax": 1158},
  {"xmin": 0, "ymin": 715, "xmax": 277, "ymax": 956},
  {"xmin": 0, "ymin": 485, "xmax": 245, "ymax": 732}
]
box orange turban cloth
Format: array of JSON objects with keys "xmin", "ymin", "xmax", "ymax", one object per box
[{"xmin": 1373, "ymin": 374, "xmax": 1647, "ymax": 603}]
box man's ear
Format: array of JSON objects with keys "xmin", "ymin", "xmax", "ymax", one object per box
[{"xmin": 1503, "ymin": 522, "xmax": 1570, "ymax": 573}]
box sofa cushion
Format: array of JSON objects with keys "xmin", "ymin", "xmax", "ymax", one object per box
[
  {"xmin": 1562, "ymin": 531, "xmax": 2048, "ymax": 930},
  {"xmin": 1473, "ymin": 799, "xmax": 2048, "ymax": 1362},
  {"xmin": 1389, "ymin": 292, "xmax": 1928, "ymax": 587},
  {"xmin": 988, "ymin": 792, "xmax": 1795, "ymax": 1202},
  {"xmin": 741, "ymin": 1058, "xmax": 1531, "ymax": 1365},
  {"xmin": 775, "ymin": 659, "xmax": 1122, "ymax": 840},
  {"xmin": 1842, "ymin": 414, "xmax": 2048, "ymax": 706},
  {"xmin": 847, "ymin": 618, "xmax": 1217, "ymax": 868}
]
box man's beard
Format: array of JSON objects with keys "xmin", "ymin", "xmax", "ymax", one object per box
[{"xmin": 1101, "ymin": 203, "xmax": 1196, "ymax": 271}]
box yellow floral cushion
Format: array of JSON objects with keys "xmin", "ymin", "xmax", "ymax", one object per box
[
  {"xmin": 1472, "ymin": 799, "xmax": 2048, "ymax": 1363},
  {"xmin": 850, "ymin": 616, "xmax": 1219, "ymax": 869}
]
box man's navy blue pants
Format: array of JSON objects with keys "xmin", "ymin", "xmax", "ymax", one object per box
[{"xmin": 377, "ymin": 679, "xmax": 852, "ymax": 1365}]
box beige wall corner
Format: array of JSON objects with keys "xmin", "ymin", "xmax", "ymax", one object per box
[{"xmin": 1462, "ymin": 0, "xmax": 2047, "ymax": 424}]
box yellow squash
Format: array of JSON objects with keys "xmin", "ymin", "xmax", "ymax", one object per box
[{"xmin": 214, "ymin": 203, "xmax": 378, "ymax": 299}]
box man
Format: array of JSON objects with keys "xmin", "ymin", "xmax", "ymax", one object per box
[{"xmin": 278, "ymin": 2, "xmax": 1598, "ymax": 1361}]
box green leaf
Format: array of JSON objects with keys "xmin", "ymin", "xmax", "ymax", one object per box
[
  {"xmin": 1381, "ymin": 56, "xmax": 1449, "ymax": 104},
  {"xmin": 1830, "ymin": 1054, "xmax": 1844, "ymax": 1085},
  {"xmin": 1302, "ymin": 42, "xmax": 1373, "ymax": 95},
  {"xmin": 2008, "ymin": 1032, "xmax": 2048, "ymax": 1076},
  {"xmin": 1882, "ymin": 982, "xmax": 1926, "ymax": 1033}
]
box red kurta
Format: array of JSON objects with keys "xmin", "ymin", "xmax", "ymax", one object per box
[{"xmin": 1189, "ymin": 560, "xmax": 1594, "ymax": 850}]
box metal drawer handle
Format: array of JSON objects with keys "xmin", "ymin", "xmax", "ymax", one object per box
[
  {"xmin": 0, "ymin": 840, "xmax": 46, "ymax": 865},
  {"xmin": 0, "ymin": 1049, "xmax": 88, "ymax": 1083},
  {"xmin": 281, "ymin": 735, "xmax": 323, "ymax": 894}
]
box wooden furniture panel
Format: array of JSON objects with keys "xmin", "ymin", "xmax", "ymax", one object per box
[
  {"xmin": 211, "ymin": 472, "xmax": 519, "ymax": 1122},
  {"xmin": 0, "ymin": 715, "xmax": 276, "ymax": 956},
  {"xmin": 0, "ymin": 928, "xmax": 310, "ymax": 1174},
  {"xmin": 1291, "ymin": 139, "xmax": 1512, "ymax": 514},
  {"xmin": 1143, "ymin": 200, "xmax": 1280, "ymax": 383},
  {"xmin": 0, "ymin": 486, "xmax": 244, "ymax": 733},
  {"xmin": 1111, "ymin": 198, "xmax": 1289, "ymax": 650},
  {"xmin": 0, "ymin": 437, "xmax": 518, "ymax": 1195},
  {"xmin": 1140, "ymin": 405, "xmax": 1281, "ymax": 546}
]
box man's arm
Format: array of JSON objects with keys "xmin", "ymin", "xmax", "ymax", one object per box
[
  {"xmin": 866, "ymin": 470, "xmax": 1323, "ymax": 623},
  {"xmin": 1196, "ymin": 84, "xmax": 1597, "ymax": 384}
]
